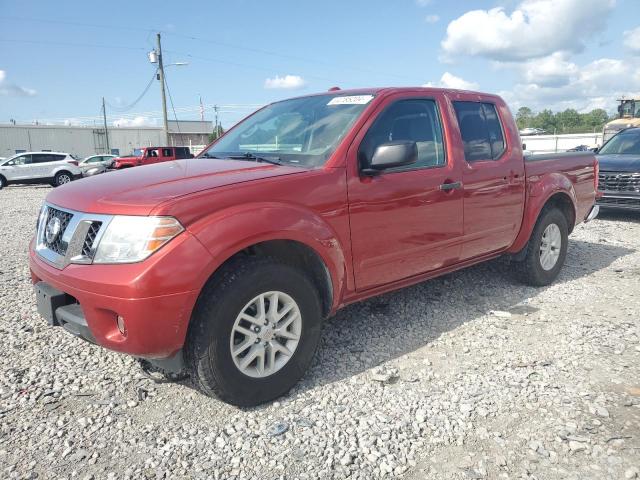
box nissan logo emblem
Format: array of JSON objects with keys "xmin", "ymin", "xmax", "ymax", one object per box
[{"xmin": 45, "ymin": 217, "xmax": 62, "ymax": 244}]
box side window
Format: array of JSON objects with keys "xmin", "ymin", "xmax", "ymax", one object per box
[
  {"xmin": 53, "ymin": 154, "xmax": 67, "ymax": 162},
  {"xmin": 358, "ymin": 99, "xmax": 446, "ymax": 170},
  {"xmin": 33, "ymin": 154, "xmax": 51, "ymax": 163},
  {"xmin": 453, "ymin": 101, "xmax": 505, "ymax": 162},
  {"xmin": 147, "ymin": 149, "xmax": 159, "ymax": 157},
  {"xmin": 7, "ymin": 155, "xmax": 30, "ymax": 166},
  {"xmin": 162, "ymin": 148, "xmax": 173, "ymax": 157},
  {"xmin": 482, "ymin": 103, "xmax": 505, "ymax": 159}
]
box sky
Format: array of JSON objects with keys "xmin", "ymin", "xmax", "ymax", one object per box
[{"xmin": 1, "ymin": 0, "xmax": 639, "ymax": 128}]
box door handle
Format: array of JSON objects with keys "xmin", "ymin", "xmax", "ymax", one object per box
[{"xmin": 439, "ymin": 181, "xmax": 462, "ymax": 191}]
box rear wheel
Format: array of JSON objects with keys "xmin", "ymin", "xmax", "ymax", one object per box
[
  {"xmin": 0, "ymin": 176, "xmax": 6, "ymax": 190},
  {"xmin": 54, "ymin": 171, "xmax": 73, "ymax": 187},
  {"xmin": 515, "ymin": 207, "xmax": 569, "ymax": 286},
  {"xmin": 185, "ymin": 256, "xmax": 323, "ymax": 406}
]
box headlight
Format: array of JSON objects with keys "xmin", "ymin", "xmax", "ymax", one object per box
[{"xmin": 93, "ymin": 216, "xmax": 184, "ymax": 264}]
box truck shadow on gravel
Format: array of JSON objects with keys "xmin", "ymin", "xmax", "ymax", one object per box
[
  {"xmin": 289, "ymin": 238, "xmax": 634, "ymax": 396},
  {"xmin": 596, "ymin": 209, "xmax": 640, "ymax": 224}
]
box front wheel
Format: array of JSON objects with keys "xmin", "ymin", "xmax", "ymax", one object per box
[
  {"xmin": 515, "ymin": 207, "xmax": 569, "ymax": 286},
  {"xmin": 185, "ymin": 256, "xmax": 323, "ymax": 406}
]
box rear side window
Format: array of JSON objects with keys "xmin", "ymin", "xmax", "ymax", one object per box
[
  {"xmin": 162, "ymin": 148, "xmax": 173, "ymax": 157},
  {"xmin": 453, "ymin": 101, "xmax": 505, "ymax": 162},
  {"xmin": 33, "ymin": 154, "xmax": 53, "ymax": 163},
  {"xmin": 175, "ymin": 147, "xmax": 190, "ymax": 159},
  {"xmin": 359, "ymin": 99, "xmax": 446, "ymax": 170}
]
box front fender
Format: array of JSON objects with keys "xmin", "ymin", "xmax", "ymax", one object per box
[
  {"xmin": 186, "ymin": 202, "xmax": 347, "ymax": 312},
  {"xmin": 508, "ymin": 172, "xmax": 577, "ymax": 254}
]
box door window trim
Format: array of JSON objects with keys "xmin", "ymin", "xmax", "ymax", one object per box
[{"xmin": 357, "ymin": 97, "xmax": 448, "ymax": 175}]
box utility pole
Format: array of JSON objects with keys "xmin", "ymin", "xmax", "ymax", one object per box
[
  {"xmin": 214, "ymin": 105, "xmax": 219, "ymax": 138},
  {"xmin": 157, "ymin": 33, "xmax": 170, "ymax": 146},
  {"xmin": 102, "ymin": 97, "xmax": 110, "ymax": 154}
]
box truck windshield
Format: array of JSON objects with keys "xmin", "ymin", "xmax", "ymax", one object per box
[
  {"xmin": 599, "ymin": 130, "xmax": 640, "ymax": 155},
  {"xmin": 202, "ymin": 93, "xmax": 375, "ymax": 167}
]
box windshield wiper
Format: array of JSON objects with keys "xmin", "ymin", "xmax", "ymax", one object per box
[{"xmin": 225, "ymin": 152, "xmax": 282, "ymax": 165}]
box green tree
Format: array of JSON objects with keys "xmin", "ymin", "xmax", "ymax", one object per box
[
  {"xmin": 208, "ymin": 125, "xmax": 225, "ymax": 143},
  {"xmin": 516, "ymin": 106, "xmax": 533, "ymax": 129}
]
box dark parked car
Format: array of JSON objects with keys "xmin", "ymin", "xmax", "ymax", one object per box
[{"xmin": 597, "ymin": 127, "xmax": 640, "ymax": 211}]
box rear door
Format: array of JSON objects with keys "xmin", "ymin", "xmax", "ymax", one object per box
[
  {"xmin": 451, "ymin": 99, "xmax": 525, "ymax": 260},
  {"xmin": 31, "ymin": 154, "xmax": 55, "ymax": 178},
  {"xmin": 161, "ymin": 147, "xmax": 175, "ymax": 162},
  {"xmin": 347, "ymin": 93, "xmax": 464, "ymax": 290}
]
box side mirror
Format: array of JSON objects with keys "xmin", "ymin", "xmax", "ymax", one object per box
[
  {"xmin": 522, "ymin": 143, "xmax": 527, "ymax": 151},
  {"xmin": 591, "ymin": 147, "xmax": 599, "ymax": 153},
  {"xmin": 362, "ymin": 141, "xmax": 418, "ymax": 175}
]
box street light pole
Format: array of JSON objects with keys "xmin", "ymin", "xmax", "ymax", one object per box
[{"xmin": 156, "ymin": 33, "xmax": 170, "ymax": 146}]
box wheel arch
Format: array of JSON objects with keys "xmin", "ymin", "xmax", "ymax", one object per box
[
  {"xmin": 185, "ymin": 202, "xmax": 349, "ymax": 320},
  {"xmin": 508, "ymin": 176, "xmax": 577, "ymax": 255}
]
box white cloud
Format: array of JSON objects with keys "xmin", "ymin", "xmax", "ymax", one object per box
[
  {"xmin": 423, "ymin": 72, "xmax": 479, "ymax": 90},
  {"xmin": 425, "ymin": 14, "xmax": 440, "ymax": 24},
  {"xmin": 0, "ymin": 69, "xmax": 37, "ymax": 97},
  {"xmin": 112, "ymin": 116, "xmax": 157, "ymax": 127},
  {"xmin": 264, "ymin": 74, "xmax": 306, "ymax": 90},
  {"xmin": 624, "ymin": 26, "xmax": 640, "ymax": 54},
  {"xmin": 520, "ymin": 52, "xmax": 580, "ymax": 87},
  {"xmin": 441, "ymin": 0, "xmax": 615, "ymax": 62},
  {"xmin": 500, "ymin": 56, "xmax": 640, "ymax": 113}
]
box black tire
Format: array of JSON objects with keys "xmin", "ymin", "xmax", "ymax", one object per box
[
  {"xmin": 185, "ymin": 256, "xmax": 323, "ymax": 406},
  {"xmin": 0, "ymin": 176, "xmax": 6, "ymax": 190},
  {"xmin": 515, "ymin": 207, "xmax": 569, "ymax": 286},
  {"xmin": 54, "ymin": 171, "xmax": 73, "ymax": 187}
]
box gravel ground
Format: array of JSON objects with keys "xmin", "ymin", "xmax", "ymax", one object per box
[{"xmin": 1, "ymin": 185, "xmax": 639, "ymax": 480}]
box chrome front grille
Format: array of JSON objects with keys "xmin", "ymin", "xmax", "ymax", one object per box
[
  {"xmin": 43, "ymin": 207, "xmax": 74, "ymax": 255},
  {"xmin": 598, "ymin": 172, "xmax": 640, "ymax": 193},
  {"xmin": 36, "ymin": 204, "xmax": 113, "ymax": 269},
  {"xmin": 81, "ymin": 221, "xmax": 103, "ymax": 258}
]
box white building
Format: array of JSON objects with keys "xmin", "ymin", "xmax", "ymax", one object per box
[{"xmin": 0, "ymin": 120, "xmax": 213, "ymax": 158}]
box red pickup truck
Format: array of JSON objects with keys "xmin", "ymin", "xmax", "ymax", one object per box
[
  {"xmin": 30, "ymin": 88, "xmax": 599, "ymax": 406},
  {"xmin": 112, "ymin": 146, "xmax": 193, "ymax": 169}
]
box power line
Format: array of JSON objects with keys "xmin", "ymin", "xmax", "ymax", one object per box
[
  {"xmin": 0, "ymin": 38, "xmax": 146, "ymax": 51},
  {"xmin": 105, "ymin": 69, "xmax": 158, "ymax": 112},
  {"xmin": 163, "ymin": 72, "xmax": 181, "ymax": 138},
  {"xmin": 0, "ymin": 16, "xmax": 420, "ymax": 83}
]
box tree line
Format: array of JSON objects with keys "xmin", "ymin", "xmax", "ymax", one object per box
[{"xmin": 515, "ymin": 107, "xmax": 610, "ymax": 134}]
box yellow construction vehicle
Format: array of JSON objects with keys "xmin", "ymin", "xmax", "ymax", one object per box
[{"xmin": 602, "ymin": 98, "xmax": 640, "ymax": 143}]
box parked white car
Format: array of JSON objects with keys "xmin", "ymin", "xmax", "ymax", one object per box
[
  {"xmin": 0, "ymin": 152, "xmax": 82, "ymax": 189},
  {"xmin": 78, "ymin": 154, "xmax": 116, "ymax": 177}
]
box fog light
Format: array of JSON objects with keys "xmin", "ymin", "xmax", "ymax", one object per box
[{"xmin": 116, "ymin": 315, "xmax": 126, "ymax": 335}]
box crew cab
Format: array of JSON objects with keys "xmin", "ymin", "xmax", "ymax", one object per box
[
  {"xmin": 30, "ymin": 88, "xmax": 599, "ymax": 406},
  {"xmin": 112, "ymin": 146, "xmax": 192, "ymax": 169}
]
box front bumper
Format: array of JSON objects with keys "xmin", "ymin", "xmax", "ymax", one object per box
[
  {"xmin": 597, "ymin": 193, "xmax": 640, "ymax": 211},
  {"xmin": 29, "ymin": 229, "xmax": 213, "ymax": 365}
]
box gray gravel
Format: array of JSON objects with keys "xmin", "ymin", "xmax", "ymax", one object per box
[{"xmin": 1, "ymin": 185, "xmax": 639, "ymax": 480}]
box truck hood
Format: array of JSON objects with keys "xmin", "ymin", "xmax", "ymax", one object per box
[
  {"xmin": 46, "ymin": 158, "xmax": 306, "ymax": 215},
  {"xmin": 597, "ymin": 154, "xmax": 640, "ymax": 173}
]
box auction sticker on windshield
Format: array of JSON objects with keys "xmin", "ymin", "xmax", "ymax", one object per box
[{"xmin": 327, "ymin": 95, "xmax": 374, "ymax": 106}]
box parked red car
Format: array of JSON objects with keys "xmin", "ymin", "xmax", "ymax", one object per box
[
  {"xmin": 112, "ymin": 146, "xmax": 193, "ymax": 169},
  {"xmin": 30, "ymin": 87, "xmax": 599, "ymax": 406}
]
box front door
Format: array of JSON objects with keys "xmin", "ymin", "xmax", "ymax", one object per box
[
  {"xmin": 451, "ymin": 100, "xmax": 525, "ymax": 259},
  {"xmin": 347, "ymin": 95, "xmax": 464, "ymax": 291}
]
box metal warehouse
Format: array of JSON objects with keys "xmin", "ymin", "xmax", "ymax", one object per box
[{"xmin": 0, "ymin": 120, "xmax": 213, "ymax": 158}]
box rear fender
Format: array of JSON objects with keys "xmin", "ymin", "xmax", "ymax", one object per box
[
  {"xmin": 187, "ymin": 202, "xmax": 347, "ymax": 312},
  {"xmin": 508, "ymin": 172, "xmax": 577, "ymax": 254}
]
